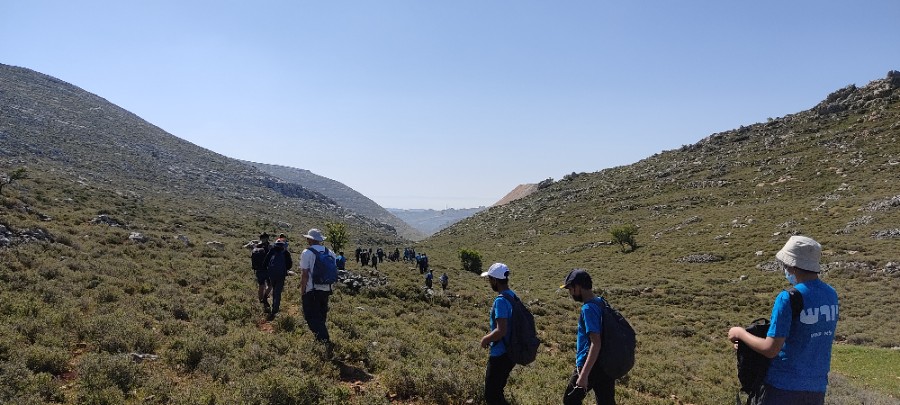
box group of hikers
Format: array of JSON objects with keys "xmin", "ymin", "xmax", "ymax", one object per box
[
  {"xmin": 250, "ymin": 231, "xmax": 838, "ymax": 405},
  {"xmin": 480, "ymin": 235, "xmax": 838, "ymax": 405},
  {"xmin": 249, "ymin": 229, "xmax": 337, "ymax": 348}
]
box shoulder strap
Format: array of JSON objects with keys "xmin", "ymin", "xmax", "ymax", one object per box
[{"xmin": 786, "ymin": 287, "xmax": 804, "ymax": 318}]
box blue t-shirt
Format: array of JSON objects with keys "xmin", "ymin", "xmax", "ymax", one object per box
[
  {"xmin": 576, "ymin": 297, "xmax": 604, "ymax": 368},
  {"xmin": 765, "ymin": 279, "xmax": 839, "ymax": 392},
  {"xmin": 489, "ymin": 290, "xmax": 516, "ymax": 357},
  {"xmin": 335, "ymin": 255, "xmax": 346, "ymax": 269}
]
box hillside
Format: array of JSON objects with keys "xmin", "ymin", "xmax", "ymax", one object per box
[
  {"xmin": 1, "ymin": 63, "xmax": 898, "ymax": 405},
  {"xmin": 387, "ymin": 207, "xmax": 486, "ymax": 236},
  {"xmin": 244, "ymin": 161, "xmax": 425, "ymax": 241},
  {"xmin": 417, "ymin": 71, "xmax": 900, "ymax": 402}
]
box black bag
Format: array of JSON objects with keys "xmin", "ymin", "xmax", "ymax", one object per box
[
  {"xmin": 735, "ymin": 288, "xmax": 804, "ymax": 405},
  {"xmin": 251, "ymin": 246, "xmax": 267, "ymax": 271},
  {"xmin": 586, "ymin": 298, "xmax": 636, "ymax": 379},
  {"xmin": 499, "ymin": 291, "xmax": 540, "ymax": 366}
]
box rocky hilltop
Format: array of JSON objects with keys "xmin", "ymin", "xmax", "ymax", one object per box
[{"xmin": 387, "ymin": 207, "xmax": 486, "ymax": 236}]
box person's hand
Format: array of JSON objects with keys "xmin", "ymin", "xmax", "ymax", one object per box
[
  {"xmin": 575, "ymin": 373, "xmax": 589, "ymax": 390},
  {"xmin": 480, "ymin": 335, "xmax": 491, "ymax": 349},
  {"xmin": 727, "ymin": 327, "xmax": 744, "ymax": 350}
]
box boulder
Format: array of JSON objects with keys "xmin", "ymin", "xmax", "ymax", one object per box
[{"xmin": 129, "ymin": 232, "xmax": 148, "ymax": 243}]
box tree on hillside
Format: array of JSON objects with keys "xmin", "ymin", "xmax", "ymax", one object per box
[
  {"xmin": 0, "ymin": 167, "xmax": 27, "ymax": 195},
  {"xmin": 458, "ymin": 248, "xmax": 482, "ymax": 274},
  {"xmin": 610, "ymin": 224, "xmax": 638, "ymax": 253},
  {"xmin": 325, "ymin": 222, "xmax": 349, "ymax": 253}
]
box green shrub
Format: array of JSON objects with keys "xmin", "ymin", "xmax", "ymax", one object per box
[
  {"xmin": 610, "ymin": 224, "xmax": 639, "ymax": 252},
  {"xmin": 78, "ymin": 353, "xmax": 142, "ymax": 395},
  {"xmin": 458, "ymin": 248, "xmax": 482, "ymax": 274},
  {"xmin": 24, "ymin": 345, "xmax": 69, "ymax": 375}
]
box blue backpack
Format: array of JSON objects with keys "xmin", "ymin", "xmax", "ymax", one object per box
[
  {"xmin": 267, "ymin": 249, "xmax": 289, "ymax": 277},
  {"xmin": 308, "ymin": 247, "xmax": 338, "ymax": 284}
]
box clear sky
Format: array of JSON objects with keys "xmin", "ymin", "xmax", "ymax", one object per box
[{"xmin": 2, "ymin": 1, "xmax": 898, "ymax": 209}]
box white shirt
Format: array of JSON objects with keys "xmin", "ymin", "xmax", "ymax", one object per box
[{"xmin": 301, "ymin": 244, "xmax": 337, "ymax": 292}]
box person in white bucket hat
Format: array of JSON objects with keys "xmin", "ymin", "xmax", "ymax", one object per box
[
  {"xmin": 299, "ymin": 228, "xmax": 337, "ymax": 346},
  {"xmin": 728, "ymin": 235, "xmax": 839, "ymax": 404}
]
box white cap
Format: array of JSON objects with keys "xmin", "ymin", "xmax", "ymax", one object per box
[
  {"xmin": 480, "ymin": 262, "xmax": 509, "ymax": 279},
  {"xmin": 303, "ymin": 228, "xmax": 326, "ymax": 242},
  {"xmin": 776, "ymin": 235, "xmax": 822, "ymax": 273}
]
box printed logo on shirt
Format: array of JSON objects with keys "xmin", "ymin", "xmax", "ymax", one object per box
[{"xmin": 799, "ymin": 305, "xmax": 838, "ymax": 325}]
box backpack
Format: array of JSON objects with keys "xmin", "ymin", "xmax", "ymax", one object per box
[
  {"xmin": 266, "ymin": 249, "xmax": 290, "ymax": 277},
  {"xmin": 307, "ymin": 247, "xmax": 338, "ymax": 284},
  {"xmin": 251, "ymin": 247, "xmax": 268, "ymax": 271},
  {"xmin": 499, "ymin": 291, "xmax": 540, "ymax": 366},
  {"xmin": 735, "ymin": 288, "xmax": 804, "ymax": 405},
  {"xmin": 586, "ymin": 298, "xmax": 636, "ymax": 379}
]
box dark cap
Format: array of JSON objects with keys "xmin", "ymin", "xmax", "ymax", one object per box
[
  {"xmin": 259, "ymin": 232, "xmax": 270, "ymax": 239},
  {"xmin": 561, "ymin": 269, "xmax": 592, "ymax": 289}
]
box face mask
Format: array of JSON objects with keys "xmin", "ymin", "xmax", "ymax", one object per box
[{"xmin": 784, "ymin": 269, "xmax": 798, "ymax": 286}]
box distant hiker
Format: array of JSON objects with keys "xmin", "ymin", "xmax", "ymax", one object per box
[
  {"xmin": 355, "ymin": 247, "xmax": 361, "ymax": 263},
  {"xmin": 300, "ymin": 228, "xmax": 338, "ymax": 343},
  {"xmin": 368, "ymin": 248, "xmax": 375, "ymax": 267},
  {"xmin": 336, "ymin": 251, "xmax": 347, "ymax": 270},
  {"xmin": 561, "ymin": 269, "xmax": 616, "ymax": 405},
  {"xmin": 264, "ymin": 239, "xmax": 293, "ymax": 321},
  {"xmin": 250, "ymin": 233, "xmax": 272, "ymax": 313},
  {"xmin": 728, "ymin": 236, "xmax": 838, "ymax": 405},
  {"xmin": 424, "ymin": 269, "xmax": 433, "ymax": 290},
  {"xmin": 419, "ymin": 253, "xmax": 429, "ymax": 273},
  {"xmin": 376, "ymin": 247, "xmax": 385, "ymax": 263},
  {"xmin": 440, "ymin": 272, "xmax": 449, "ymax": 291},
  {"xmin": 361, "ymin": 249, "xmax": 370, "ymax": 267},
  {"xmin": 393, "ymin": 248, "xmax": 401, "ymax": 262},
  {"xmin": 276, "ymin": 233, "xmax": 289, "ymax": 249},
  {"xmin": 480, "ymin": 263, "xmax": 518, "ymax": 405}
]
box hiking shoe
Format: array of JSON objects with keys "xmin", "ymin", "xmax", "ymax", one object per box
[
  {"xmin": 266, "ymin": 312, "xmax": 276, "ymax": 322},
  {"xmin": 262, "ymin": 300, "xmax": 271, "ymax": 314}
]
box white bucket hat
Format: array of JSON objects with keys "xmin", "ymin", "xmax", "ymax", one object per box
[
  {"xmin": 480, "ymin": 262, "xmax": 510, "ymax": 279},
  {"xmin": 776, "ymin": 235, "xmax": 822, "ymax": 273},
  {"xmin": 303, "ymin": 228, "xmax": 326, "ymax": 242}
]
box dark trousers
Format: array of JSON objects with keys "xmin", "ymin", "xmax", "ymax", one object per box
[
  {"xmin": 302, "ymin": 290, "xmax": 331, "ymax": 342},
  {"xmin": 269, "ymin": 276, "xmax": 285, "ymax": 313},
  {"xmin": 563, "ymin": 366, "xmax": 616, "ymax": 405},
  {"xmin": 484, "ymin": 354, "xmax": 515, "ymax": 405}
]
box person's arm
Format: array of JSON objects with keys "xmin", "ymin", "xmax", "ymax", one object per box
[
  {"xmin": 480, "ymin": 317, "xmax": 508, "ymax": 348},
  {"xmin": 576, "ymin": 332, "xmax": 602, "ymax": 388},
  {"xmin": 727, "ymin": 327, "xmax": 786, "ymax": 358}
]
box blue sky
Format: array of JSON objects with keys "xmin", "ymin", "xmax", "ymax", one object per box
[{"xmin": 2, "ymin": 1, "xmax": 898, "ymax": 209}]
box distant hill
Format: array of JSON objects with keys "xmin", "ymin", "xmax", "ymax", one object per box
[
  {"xmin": 244, "ymin": 162, "xmax": 425, "ymax": 240},
  {"xmin": 493, "ymin": 183, "xmax": 539, "ymax": 206},
  {"xmin": 387, "ymin": 207, "xmax": 486, "ymax": 236}
]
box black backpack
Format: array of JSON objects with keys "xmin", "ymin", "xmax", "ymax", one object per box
[
  {"xmin": 585, "ymin": 298, "xmax": 636, "ymax": 379},
  {"xmin": 499, "ymin": 291, "xmax": 540, "ymax": 366},
  {"xmin": 251, "ymin": 246, "xmax": 268, "ymax": 271},
  {"xmin": 735, "ymin": 288, "xmax": 804, "ymax": 405},
  {"xmin": 307, "ymin": 247, "xmax": 338, "ymax": 284}
]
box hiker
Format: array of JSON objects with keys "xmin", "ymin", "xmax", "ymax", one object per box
[
  {"xmin": 361, "ymin": 249, "xmax": 370, "ymax": 267},
  {"xmin": 424, "ymin": 269, "xmax": 433, "ymax": 290},
  {"xmin": 440, "ymin": 272, "xmax": 449, "ymax": 291},
  {"xmin": 479, "ymin": 263, "xmax": 518, "ymax": 405},
  {"xmin": 336, "ymin": 251, "xmax": 347, "ymax": 270},
  {"xmin": 355, "ymin": 247, "xmax": 361, "ymax": 263},
  {"xmin": 263, "ymin": 239, "xmax": 293, "ymax": 321},
  {"xmin": 420, "ymin": 253, "xmax": 429, "ymax": 273},
  {"xmin": 250, "ymin": 233, "xmax": 272, "ymax": 313},
  {"xmin": 728, "ymin": 236, "xmax": 838, "ymax": 404},
  {"xmin": 300, "ymin": 228, "xmax": 337, "ymax": 343},
  {"xmin": 276, "ymin": 233, "xmax": 289, "ymax": 249},
  {"xmin": 561, "ymin": 269, "xmax": 616, "ymax": 405},
  {"xmin": 376, "ymin": 247, "xmax": 385, "ymax": 263}
]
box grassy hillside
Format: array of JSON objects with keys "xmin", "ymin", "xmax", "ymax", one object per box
[{"xmin": 1, "ymin": 63, "xmax": 898, "ymax": 405}]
